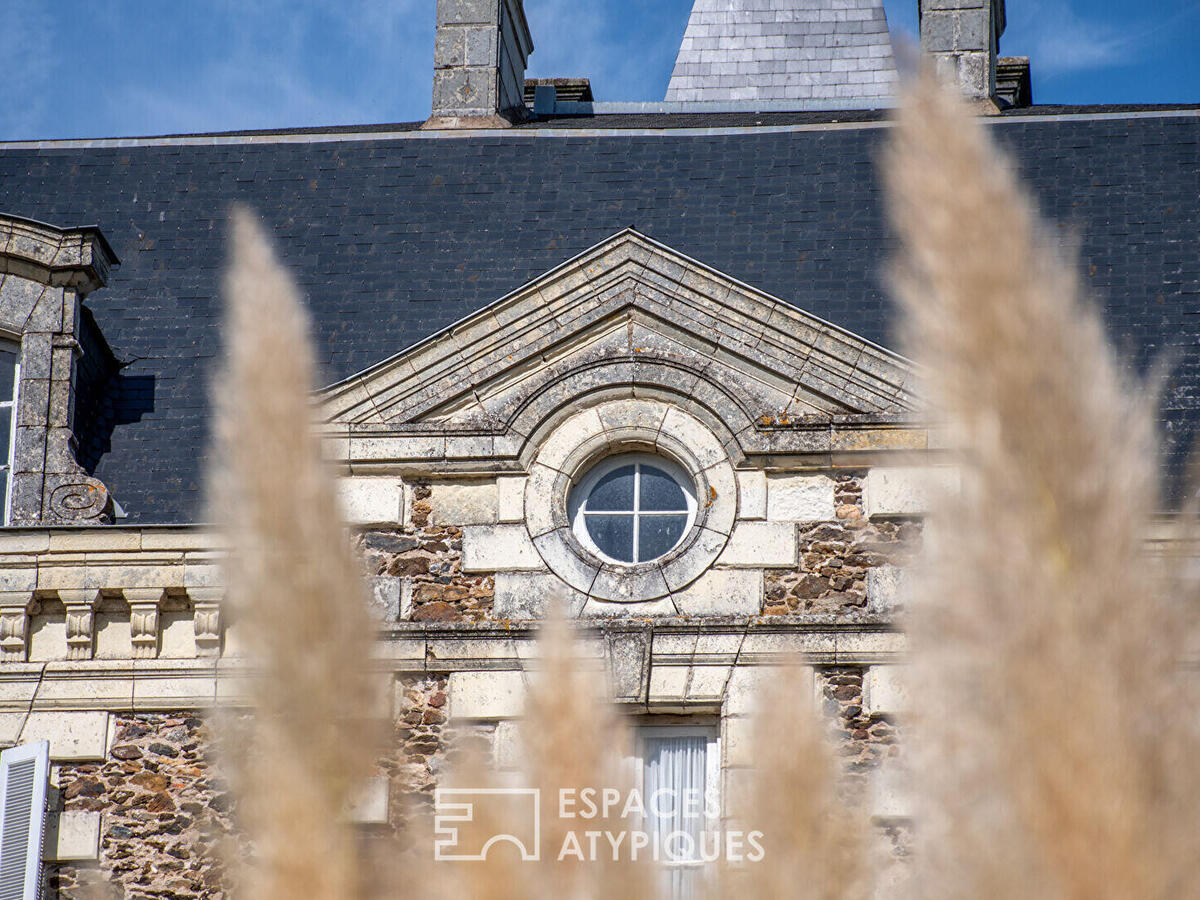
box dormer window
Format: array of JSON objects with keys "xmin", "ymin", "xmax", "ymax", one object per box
[{"xmin": 0, "ymin": 339, "xmax": 18, "ymax": 525}]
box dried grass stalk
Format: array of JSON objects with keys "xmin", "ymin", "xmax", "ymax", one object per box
[
  {"xmin": 211, "ymin": 207, "xmax": 381, "ymax": 900},
  {"xmin": 412, "ymin": 601, "xmax": 653, "ymax": 900},
  {"xmin": 885, "ymin": 74, "xmax": 1200, "ymax": 898},
  {"xmin": 717, "ymin": 665, "xmax": 869, "ymax": 900}
]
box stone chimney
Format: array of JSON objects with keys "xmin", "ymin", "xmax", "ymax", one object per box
[
  {"xmin": 428, "ymin": 0, "xmax": 534, "ymax": 128},
  {"xmin": 919, "ymin": 0, "xmax": 1006, "ymax": 107}
]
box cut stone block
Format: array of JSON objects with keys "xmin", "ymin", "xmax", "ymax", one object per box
[
  {"xmin": 369, "ymin": 575, "xmax": 413, "ymax": 622},
  {"xmin": 338, "ymin": 477, "xmax": 405, "ymax": 525},
  {"xmin": 347, "ymin": 775, "xmax": 390, "ymax": 825},
  {"xmin": 863, "ymin": 665, "xmax": 909, "ymax": 717},
  {"xmin": 673, "ymin": 569, "xmax": 762, "ymax": 616},
  {"xmin": 736, "ymin": 470, "xmax": 767, "ymax": 520},
  {"xmin": 158, "ymin": 610, "xmax": 196, "ymax": 659},
  {"xmin": 723, "ymin": 665, "xmax": 815, "ymax": 716},
  {"xmin": 461, "ymin": 524, "xmax": 544, "ymax": 573},
  {"xmin": 863, "ymin": 467, "xmax": 959, "ymax": 516},
  {"xmin": 496, "ymin": 475, "xmax": 526, "ymax": 523},
  {"xmin": 871, "ymin": 758, "xmax": 912, "ymax": 819},
  {"xmin": 766, "ymin": 473, "xmax": 836, "ymax": 521},
  {"xmin": 429, "ymin": 480, "xmax": 499, "ymax": 526},
  {"xmin": 449, "ymin": 670, "xmax": 527, "ymax": 719},
  {"xmin": 19, "ymin": 711, "xmax": 112, "ymax": 761},
  {"xmin": 648, "ymin": 664, "xmax": 689, "ymax": 707},
  {"xmin": 493, "ymin": 719, "xmax": 521, "ymax": 770},
  {"xmin": 493, "ymin": 572, "xmax": 585, "ymax": 619},
  {"xmin": 43, "ymin": 810, "xmax": 101, "ymax": 861},
  {"xmin": 866, "ymin": 565, "xmax": 909, "ymax": 613},
  {"xmin": 717, "ymin": 520, "xmax": 796, "ymax": 567}
]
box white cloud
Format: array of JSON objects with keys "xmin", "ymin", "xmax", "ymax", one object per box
[
  {"xmin": 1008, "ymin": 0, "xmax": 1198, "ymax": 79},
  {"xmin": 1016, "ymin": 2, "xmax": 1132, "ymax": 76}
]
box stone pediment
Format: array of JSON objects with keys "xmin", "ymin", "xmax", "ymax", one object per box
[{"xmin": 319, "ymin": 229, "xmax": 916, "ymax": 472}]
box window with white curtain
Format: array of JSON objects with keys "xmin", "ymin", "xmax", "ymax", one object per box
[
  {"xmin": 637, "ymin": 724, "xmax": 720, "ymax": 900},
  {"xmin": 0, "ymin": 339, "xmax": 18, "ymax": 525}
]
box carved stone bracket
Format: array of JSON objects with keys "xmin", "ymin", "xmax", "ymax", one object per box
[
  {"xmin": 188, "ymin": 588, "xmax": 223, "ymax": 658},
  {"xmin": 59, "ymin": 588, "xmax": 103, "ymax": 661},
  {"xmin": 0, "ymin": 592, "xmax": 34, "ymax": 663},
  {"xmin": 125, "ymin": 588, "xmax": 165, "ymax": 659},
  {"xmin": 46, "ymin": 476, "xmax": 114, "ymax": 524}
]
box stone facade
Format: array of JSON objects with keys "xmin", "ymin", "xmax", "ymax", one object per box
[
  {"xmin": 0, "ymin": 222, "xmax": 942, "ymax": 895},
  {"xmin": 28, "ymin": 661, "xmax": 911, "ymax": 898},
  {"xmin": 764, "ymin": 472, "xmax": 922, "ymax": 615},
  {"xmin": 51, "ymin": 714, "xmax": 236, "ymax": 899},
  {"xmin": 0, "ymin": 215, "xmax": 120, "ymax": 527}
]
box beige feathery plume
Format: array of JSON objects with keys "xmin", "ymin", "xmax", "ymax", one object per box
[
  {"xmin": 210, "ymin": 207, "xmax": 382, "ymax": 900},
  {"xmin": 885, "ymin": 74, "xmax": 1200, "ymax": 898},
  {"xmin": 717, "ymin": 664, "xmax": 869, "ymax": 900},
  {"xmin": 412, "ymin": 601, "xmax": 653, "ymax": 900}
]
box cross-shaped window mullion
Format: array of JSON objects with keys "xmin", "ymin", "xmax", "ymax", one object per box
[{"xmin": 632, "ymin": 463, "xmax": 642, "ymax": 563}]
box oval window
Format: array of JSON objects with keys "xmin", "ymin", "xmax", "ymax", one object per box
[{"xmin": 568, "ymin": 453, "xmax": 697, "ymax": 564}]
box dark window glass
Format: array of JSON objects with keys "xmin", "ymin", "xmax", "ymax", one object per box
[
  {"xmin": 639, "ymin": 465, "xmax": 688, "ymax": 511},
  {"xmin": 638, "ymin": 514, "xmax": 688, "ymax": 561},
  {"xmin": 0, "ymin": 346, "xmax": 14, "ymax": 400},
  {"xmin": 585, "ymin": 513, "xmax": 635, "ymax": 561},
  {"xmin": 586, "ymin": 464, "xmax": 635, "ymax": 511},
  {"xmin": 0, "ymin": 407, "xmax": 11, "ymax": 463}
]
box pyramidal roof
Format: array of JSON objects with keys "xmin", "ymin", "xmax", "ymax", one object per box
[{"xmin": 665, "ymin": 0, "xmax": 899, "ymax": 106}]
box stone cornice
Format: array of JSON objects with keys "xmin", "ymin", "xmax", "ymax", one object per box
[
  {"xmin": 0, "ymin": 215, "xmax": 119, "ymax": 296},
  {"xmin": 318, "ymin": 229, "xmax": 922, "ymax": 474}
]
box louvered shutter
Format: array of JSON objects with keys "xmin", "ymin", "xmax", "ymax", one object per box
[{"xmin": 0, "ymin": 742, "xmax": 49, "ymax": 900}]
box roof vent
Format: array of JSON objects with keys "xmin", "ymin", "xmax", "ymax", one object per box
[
  {"xmin": 523, "ymin": 78, "xmax": 594, "ymax": 106},
  {"xmin": 995, "ymin": 57, "xmax": 1033, "ymax": 109}
]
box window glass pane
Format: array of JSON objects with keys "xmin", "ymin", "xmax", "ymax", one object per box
[
  {"xmin": 585, "ymin": 513, "xmax": 634, "ymax": 561},
  {"xmin": 586, "ymin": 464, "xmax": 635, "ymax": 511},
  {"xmin": 639, "ymin": 465, "xmax": 687, "ymax": 511},
  {"xmin": 637, "ymin": 514, "xmax": 688, "ymax": 561},
  {"xmin": 0, "ymin": 346, "xmax": 14, "ymax": 400},
  {"xmin": 0, "ymin": 472, "xmax": 8, "ymax": 522},
  {"xmin": 0, "ymin": 406, "xmax": 11, "ymax": 461}
]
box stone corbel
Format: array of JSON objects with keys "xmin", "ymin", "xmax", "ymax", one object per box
[
  {"xmin": 188, "ymin": 587, "xmax": 223, "ymax": 658},
  {"xmin": 124, "ymin": 588, "xmax": 165, "ymax": 659},
  {"xmin": 0, "ymin": 592, "xmax": 35, "ymax": 663},
  {"xmin": 59, "ymin": 589, "xmax": 102, "ymax": 661}
]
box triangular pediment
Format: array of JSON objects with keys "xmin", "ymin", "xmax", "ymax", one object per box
[{"xmin": 319, "ymin": 229, "xmax": 916, "ymax": 466}]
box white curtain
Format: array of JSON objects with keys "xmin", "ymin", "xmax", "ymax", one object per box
[{"xmin": 644, "ymin": 735, "xmax": 708, "ymax": 900}]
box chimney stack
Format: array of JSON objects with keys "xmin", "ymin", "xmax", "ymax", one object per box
[
  {"xmin": 919, "ymin": 0, "xmax": 1006, "ymax": 107},
  {"xmin": 428, "ymin": 0, "xmax": 534, "ymax": 128}
]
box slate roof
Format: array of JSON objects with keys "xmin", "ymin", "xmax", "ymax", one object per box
[
  {"xmin": 0, "ymin": 108, "xmax": 1197, "ymax": 521},
  {"xmin": 665, "ymin": 0, "xmax": 898, "ymax": 104}
]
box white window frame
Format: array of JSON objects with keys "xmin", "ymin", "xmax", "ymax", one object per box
[
  {"xmin": 568, "ymin": 453, "xmax": 697, "ymax": 565},
  {"xmin": 0, "ymin": 339, "xmax": 20, "ymax": 527}
]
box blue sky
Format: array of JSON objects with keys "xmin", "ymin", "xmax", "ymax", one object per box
[{"xmin": 2, "ymin": 0, "xmax": 1197, "ymax": 140}]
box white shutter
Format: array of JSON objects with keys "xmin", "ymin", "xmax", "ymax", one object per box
[{"xmin": 0, "ymin": 742, "xmax": 50, "ymax": 900}]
